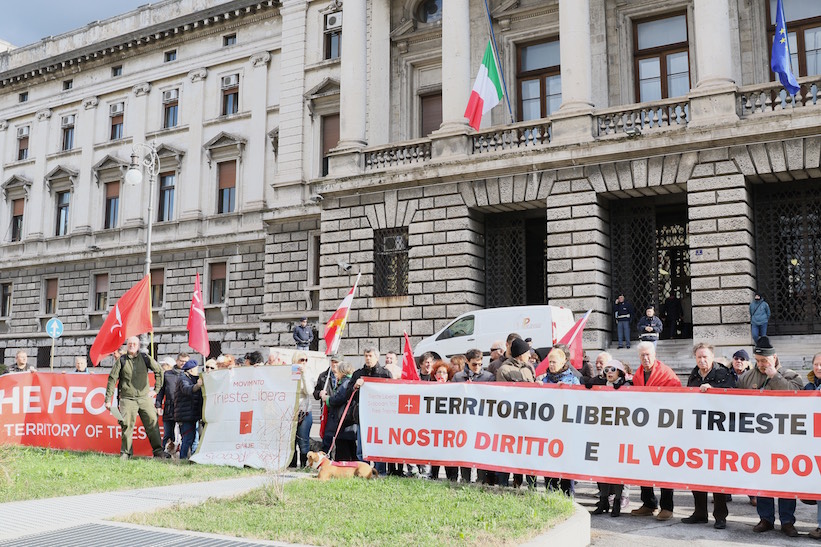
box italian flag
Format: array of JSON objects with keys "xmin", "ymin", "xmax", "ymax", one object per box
[{"xmin": 464, "ymin": 41, "xmax": 503, "ymax": 131}]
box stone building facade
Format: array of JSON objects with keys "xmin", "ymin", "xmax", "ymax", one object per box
[{"xmin": 2, "ymin": 0, "xmax": 821, "ymax": 368}]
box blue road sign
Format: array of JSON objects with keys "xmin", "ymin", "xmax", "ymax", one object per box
[{"xmin": 46, "ymin": 317, "xmax": 64, "ymax": 339}]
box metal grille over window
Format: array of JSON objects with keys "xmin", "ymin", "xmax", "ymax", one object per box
[
  {"xmin": 611, "ymin": 202, "xmax": 658, "ymax": 315},
  {"xmin": 485, "ymin": 217, "xmax": 527, "ymax": 308},
  {"xmin": 374, "ymin": 228, "xmax": 409, "ymax": 297},
  {"xmin": 754, "ymin": 182, "xmax": 821, "ymax": 334}
]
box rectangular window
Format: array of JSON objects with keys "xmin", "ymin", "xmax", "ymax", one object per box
[
  {"xmin": 217, "ymin": 161, "xmax": 236, "ymax": 214},
  {"xmin": 321, "ymin": 114, "xmax": 339, "ymax": 177},
  {"xmin": 221, "ymin": 75, "xmax": 239, "ymax": 116},
  {"xmin": 209, "ymin": 262, "xmax": 227, "ymax": 304},
  {"xmin": 104, "ymin": 182, "xmax": 119, "ymax": 229},
  {"xmin": 420, "ymin": 92, "xmax": 442, "ymax": 136},
  {"xmin": 19, "ymin": 92, "xmax": 28, "ymax": 103},
  {"xmin": 324, "ymin": 13, "xmax": 342, "ymax": 60},
  {"xmin": 374, "ymin": 227, "xmax": 409, "ymax": 297},
  {"xmin": 55, "ymin": 191, "xmax": 70, "ymax": 236},
  {"xmin": 150, "ymin": 268, "xmax": 164, "ymax": 306},
  {"xmin": 110, "ymin": 113, "xmax": 124, "ymax": 140},
  {"xmin": 63, "ymin": 79, "xmax": 73, "ymax": 90},
  {"xmin": 61, "ymin": 115, "xmax": 75, "ymax": 151},
  {"xmin": 0, "ymin": 283, "xmax": 10, "ymax": 317},
  {"xmin": 634, "ymin": 13, "xmax": 690, "ymax": 101},
  {"xmin": 112, "ymin": 65, "xmax": 123, "ymax": 77},
  {"xmin": 45, "ymin": 278, "xmax": 58, "ymax": 314},
  {"xmin": 17, "ymin": 128, "xmax": 29, "ymax": 161},
  {"xmin": 517, "ymin": 38, "xmax": 561, "ymax": 121},
  {"xmin": 158, "ymin": 172, "xmax": 175, "ymax": 222},
  {"xmin": 164, "ymin": 50, "xmax": 177, "ymax": 62},
  {"xmin": 163, "ymin": 93, "xmax": 179, "ymax": 129},
  {"xmin": 11, "ymin": 199, "xmax": 24, "ymax": 242},
  {"xmin": 223, "ymin": 34, "xmax": 237, "ymax": 47},
  {"xmin": 767, "ymin": 1, "xmax": 821, "ymax": 78},
  {"xmin": 94, "ymin": 274, "xmax": 108, "ymax": 311}
]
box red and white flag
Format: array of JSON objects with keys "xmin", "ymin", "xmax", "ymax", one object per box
[
  {"xmin": 535, "ymin": 309, "xmax": 592, "ymax": 376},
  {"xmin": 323, "ymin": 272, "xmax": 361, "ymax": 355},
  {"xmin": 89, "ymin": 275, "xmax": 153, "ymax": 365},
  {"xmin": 401, "ymin": 331, "xmax": 420, "ymax": 381},
  {"xmin": 187, "ymin": 273, "xmax": 209, "ymax": 356}
]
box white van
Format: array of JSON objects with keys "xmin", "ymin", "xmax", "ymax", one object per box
[{"xmin": 413, "ymin": 305, "xmax": 575, "ymax": 362}]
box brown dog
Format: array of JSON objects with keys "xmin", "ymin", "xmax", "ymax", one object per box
[{"xmin": 306, "ymin": 451, "xmax": 375, "ymax": 480}]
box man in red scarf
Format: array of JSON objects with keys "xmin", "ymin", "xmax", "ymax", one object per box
[{"xmin": 630, "ymin": 341, "xmax": 681, "ymax": 521}]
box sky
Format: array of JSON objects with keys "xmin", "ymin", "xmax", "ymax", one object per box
[{"xmin": 0, "ymin": 1, "xmax": 150, "ymax": 48}]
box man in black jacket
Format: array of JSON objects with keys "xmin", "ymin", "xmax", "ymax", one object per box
[
  {"xmin": 175, "ymin": 360, "xmax": 203, "ymax": 459},
  {"xmin": 155, "ymin": 355, "xmax": 182, "ymax": 454},
  {"xmin": 352, "ymin": 346, "xmax": 391, "ymax": 474}
]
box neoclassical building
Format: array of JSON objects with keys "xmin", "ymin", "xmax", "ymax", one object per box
[{"xmin": 1, "ymin": 0, "xmax": 820, "ymax": 369}]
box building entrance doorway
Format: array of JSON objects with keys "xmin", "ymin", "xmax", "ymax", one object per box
[{"xmin": 485, "ymin": 213, "xmax": 547, "ymax": 308}]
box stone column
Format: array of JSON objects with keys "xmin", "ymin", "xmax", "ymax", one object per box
[
  {"xmin": 367, "ymin": 0, "xmax": 391, "ymax": 146},
  {"xmin": 552, "ymin": 0, "xmax": 595, "ymax": 144},
  {"xmin": 545, "ymin": 168, "xmax": 610, "ymax": 348},
  {"xmin": 689, "ymin": 0, "xmax": 738, "ymax": 125},
  {"xmin": 687, "ymin": 150, "xmax": 753, "ymax": 347},
  {"xmin": 180, "ymin": 68, "xmax": 207, "ymax": 220},
  {"xmin": 437, "ymin": 0, "xmax": 471, "ymax": 133},
  {"xmin": 337, "ymin": 0, "xmax": 367, "ymax": 149}
]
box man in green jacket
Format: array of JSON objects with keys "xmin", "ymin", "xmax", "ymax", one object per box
[{"xmin": 105, "ymin": 336, "xmax": 166, "ymax": 459}]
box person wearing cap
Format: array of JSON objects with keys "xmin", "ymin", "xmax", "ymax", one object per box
[
  {"xmin": 525, "ymin": 337, "xmax": 533, "ymax": 348},
  {"xmin": 749, "ymin": 292, "xmax": 770, "ymax": 343},
  {"xmin": 104, "ymin": 336, "xmax": 166, "ymax": 460},
  {"xmin": 585, "ymin": 359, "xmax": 631, "ymax": 516},
  {"xmin": 631, "ymin": 341, "xmax": 680, "ymax": 520},
  {"xmin": 494, "ymin": 338, "xmax": 535, "ymax": 487},
  {"xmin": 155, "ymin": 355, "xmax": 182, "ymax": 454},
  {"xmin": 293, "ymin": 317, "xmax": 313, "ymax": 350},
  {"xmin": 175, "ymin": 359, "xmax": 203, "ymax": 460},
  {"xmin": 738, "ymin": 336, "xmax": 803, "ymax": 537},
  {"xmin": 637, "ymin": 306, "xmax": 663, "ymax": 347},
  {"xmin": 488, "ymin": 333, "xmax": 522, "ymax": 377},
  {"xmin": 681, "ymin": 343, "xmax": 736, "ymax": 529},
  {"xmin": 730, "ymin": 349, "xmax": 752, "ymax": 381}
]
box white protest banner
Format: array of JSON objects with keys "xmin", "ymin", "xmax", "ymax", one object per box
[{"xmin": 360, "ymin": 379, "xmax": 821, "ymax": 499}]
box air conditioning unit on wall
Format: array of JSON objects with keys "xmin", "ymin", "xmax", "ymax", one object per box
[
  {"xmin": 17, "ymin": 126, "xmax": 29, "ymax": 138},
  {"xmin": 221, "ymin": 74, "xmax": 239, "ymax": 88},
  {"xmin": 110, "ymin": 103, "xmax": 124, "ymax": 115},
  {"xmin": 61, "ymin": 115, "xmax": 75, "ymax": 127},
  {"xmin": 325, "ymin": 12, "xmax": 342, "ymax": 31},
  {"xmin": 162, "ymin": 89, "xmax": 179, "ymax": 102}
]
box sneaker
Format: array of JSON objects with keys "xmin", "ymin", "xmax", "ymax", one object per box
[
  {"xmin": 620, "ymin": 495, "xmax": 630, "ymax": 509},
  {"xmin": 753, "ymin": 519, "xmax": 774, "ymax": 533},
  {"xmin": 681, "ymin": 514, "xmax": 708, "ymax": 524},
  {"xmin": 656, "ymin": 509, "xmax": 673, "ymax": 521},
  {"xmin": 626, "ymin": 344, "xmax": 631, "ymax": 348},
  {"xmin": 808, "ymin": 527, "xmax": 821, "ymax": 539},
  {"xmin": 119, "ymin": 453, "xmax": 129, "ymax": 461},
  {"xmin": 631, "ymin": 506, "xmax": 656, "ymax": 517},
  {"xmin": 781, "ymin": 523, "xmax": 799, "ymax": 538}
]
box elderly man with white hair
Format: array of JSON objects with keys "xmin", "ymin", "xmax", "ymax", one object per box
[{"xmin": 104, "ymin": 336, "xmax": 166, "ymax": 460}]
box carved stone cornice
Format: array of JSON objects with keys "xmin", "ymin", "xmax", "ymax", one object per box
[
  {"xmin": 36, "ymin": 109, "xmax": 52, "ymax": 121},
  {"xmin": 188, "ymin": 68, "xmax": 208, "ymax": 82},
  {"xmin": 82, "ymin": 96, "xmax": 99, "ymax": 110},
  {"xmin": 0, "ymin": 120, "xmax": 7, "ymax": 131},
  {"xmin": 320, "ymin": 0, "xmax": 343, "ymax": 15},
  {"xmin": 250, "ymin": 51, "xmax": 271, "ymax": 67},
  {"xmin": 132, "ymin": 82, "xmax": 151, "ymax": 96},
  {"xmin": 268, "ymin": 127, "xmax": 279, "ymax": 155}
]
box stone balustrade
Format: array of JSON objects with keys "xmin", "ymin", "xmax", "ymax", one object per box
[
  {"xmin": 363, "ymin": 139, "xmax": 432, "ymax": 170},
  {"xmin": 737, "ymin": 77, "xmax": 821, "ymax": 117},
  {"xmin": 470, "ymin": 119, "xmax": 552, "ymax": 154},
  {"xmin": 596, "ymin": 98, "xmax": 690, "ymax": 136}
]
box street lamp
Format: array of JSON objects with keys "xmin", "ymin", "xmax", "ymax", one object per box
[{"xmin": 125, "ymin": 142, "xmax": 160, "ymax": 356}]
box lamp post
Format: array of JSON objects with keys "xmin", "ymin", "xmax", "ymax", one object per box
[{"xmin": 125, "ymin": 142, "xmax": 159, "ymax": 355}]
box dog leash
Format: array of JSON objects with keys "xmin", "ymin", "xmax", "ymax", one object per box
[{"xmin": 328, "ymin": 383, "xmax": 359, "ymax": 456}]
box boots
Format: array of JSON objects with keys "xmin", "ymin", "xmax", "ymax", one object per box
[
  {"xmin": 611, "ymin": 498, "xmax": 621, "ymax": 517},
  {"xmin": 592, "ymin": 499, "xmax": 609, "ymax": 515}
]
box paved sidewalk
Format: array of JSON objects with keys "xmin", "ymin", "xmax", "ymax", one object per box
[{"xmin": 0, "ymin": 473, "xmax": 308, "ymax": 546}]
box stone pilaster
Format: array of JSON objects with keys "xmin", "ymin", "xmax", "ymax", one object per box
[
  {"xmin": 687, "ymin": 150, "xmax": 754, "ymax": 345},
  {"xmin": 367, "ymin": 0, "xmax": 390, "ymax": 146},
  {"xmin": 689, "ymin": 0, "xmax": 738, "ymax": 126},
  {"xmin": 545, "ymin": 168, "xmax": 610, "ymax": 348},
  {"xmin": 436, "ymin": 0, "xmax": 470, "ymax": 133},
  {"xmin": 337, "ymin": 0, "xmax": 367, "ymax": 149},
  {"xmin": 552, "ymin": 0, "xmax": 595, "ymax": 144}
]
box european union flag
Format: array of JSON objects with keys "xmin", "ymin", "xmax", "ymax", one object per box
[{"xmin": 771, "ymin": 0, "xmax": 800, "ymax": 95}]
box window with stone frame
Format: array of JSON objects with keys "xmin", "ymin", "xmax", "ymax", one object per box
[
  {"xmin": 517, "ymin": 38, "xmax": 562, "ymax": 121},
  {"xmin": 373, "ymin": 227, "xmax": 409, "ymax": 297},
  {"xmin": 1, "ymin": 283, "xmax": 11, "ymax": 317},
  {"xmin": 55, "ymin": 191, "xmax": 70, "ymax": 236},
  {"xmin": 158, "ymin": 172, "xmax": 175, "ymax": 222},
  {"xmin": 324, "ymin": 12, "xmax": 342, "ymax": 60},
  {"xmin": 767, "ymin": 0, "xmax": 821, "ymax": 77},
  {"xmin": 634, "ymin": 12, "xmax": 690, "ymax": 102},
  {"xmin": 17, "ymin": 126, "xmax": 29, "ymax": 161},
  {"xmin": 10, "ymin": 198, "xmax": 24, "ymax": 242},
  {"xmin": 163, "ymin": 89, "xmax": 179, "ymax": 128},
  {"xmin": 110, "ymin": 103, "xmax": 124, "ymax": 140},
  {"xmin": 420, "ymin": 92, "xmax": 442, "ymax": 136},
  {"xmin": 321, "ymin": 113, "xmax": 339, "ymax": 177},
  {"xmin": 221, "ymin": 74, "xmax": 239, "ymax": 116},
  {"xmin": 104, "ymin": 182, "xmax": 119, "ymax": 229},
  {"xmin": 93, "ymin": 274, "xmax": 108, "ymax": 311},
  {"xmin": 217, "ymin": 161, "xmax": 236, "ymax": 214},
  {"xmin": 150, "ymin": 268, "xmax": 164, "ymax": 307},
  {"xmin": 61, "ymin": 115, "xmax": 75, "ymax": 151},
  {"xmin": 44, "ymin": 278, "xmax": 58, "ymax": 315},
  {"xmin": 209, "ymin": 262, "xmax": 227, "ymax": 304}
]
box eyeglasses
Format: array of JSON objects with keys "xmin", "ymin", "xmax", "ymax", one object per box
[
  {"xmin": 206, "ymin": 366, "xmax": 217, "ymax": 370},
  {"xmin": 298, "ymin": 358, "xmax": 308, "ymax": 363},
  {"xmin": 603, "ymin": 366, "xmax": 618, "ymax": 373}
]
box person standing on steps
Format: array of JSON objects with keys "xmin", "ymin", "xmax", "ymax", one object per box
[
  {"xmin": 613, "ymin": 294, "xmax": 635, "ymax": 349},
  {"xmin": 749, "ymin": 292, "xmax": 770, "ymax": 343}
]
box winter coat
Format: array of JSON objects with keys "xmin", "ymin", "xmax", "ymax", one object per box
[
  {"xmin": 496, "ymin": 358, "xmax": 535, "ymax": 383},
  {"xmin": 632, "ymin": 360, "xmax": 681, "ymax": 387},
  {"xmin": 613, "ymin": 301, "xmax": 635, "ymax": 322},
  {"xmin": 687, "ymin": 364, "xmax": 736, "ymax": 389},
  {"xmin": 452, "ymin": 365, "xmax": 495, "ymax": 383},
  {"xmin": 314, "ymin": 366, "xmax": 339, "ymax": 400},
  {"xmin": 155, "ymin": 367, "xmax": 182, "ymax": 421},
  {"xmin": 637, "ymin": 316, "xmax": 663, "ymax": 341},
  {"xmin": 327, "ymin": 376, "xmax": 357, "ymax": 440},
  {"xmin": 749, "ymin": 300, "xmax": 771, "ymax": 326},
  {"xmin": 175, "ymin": 372, "xmax": 203, "ymax": 423},
  {"xmin": 736, "ymin": 364, "xmax": 804, "ymax": 391},
  {"xmin": 350, "ymin": 364, "xmax": 392, "ymax": 422},
  {"xmin": 543, "ymin": 366, "xmax": 580, "ymax": 386},
  {"xmin": 105, "ymin": 352, "xmax": 163, "ymax": 404},
  {"xmin": 805, "ymin": 371, "xmax": 821, "ymax": 391}
]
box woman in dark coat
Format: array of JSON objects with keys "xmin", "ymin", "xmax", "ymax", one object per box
[
  {"xmin": 175, "ymin": 361, "xmax": 203, "ymax": 459},
  {"xmin": 320, "ymin": 361, "xmax": 357, "ymax": 461},
  {"xmin": 682, "ymin": 342, "xmax": 736, "ymax": 529}
]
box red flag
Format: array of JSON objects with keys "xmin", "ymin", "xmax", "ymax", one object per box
[
  {"xmin": 535, "ymin": 310, "xmax": 592, "ymax": 376},
  {"xmin": 187, "ymin": 273, "xmax": 209, "ymax": 356},
  {"xmin": 324, "ymin": 272, "xmax": 361, "ymax": 355},
  {"xmin": 89, "ymin": 275, "xmax": 153, "ymax": 366},
  {"xmin": 401, "ymin": 331, "xmax": 420, "ymax": 381}
]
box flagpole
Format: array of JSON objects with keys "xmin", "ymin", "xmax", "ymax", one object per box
[
  {"xmin": 482, "ymin": 0, "xmax": 515, "ymax": 124},
  {"xmin": 331, "ymin": 272, "xmax": 361, "ymax": 354}
]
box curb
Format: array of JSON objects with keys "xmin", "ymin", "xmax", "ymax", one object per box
[{"xmin": 521, "ymin": 502, "xmax": 591, "ymax": 547}]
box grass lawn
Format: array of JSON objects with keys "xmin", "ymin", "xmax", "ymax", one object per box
[
  {"xmin": 0, "ymin": 445, "xmax": 262, "ymax": 502},
  {"xmin": 121, "ymin": 476, "xmax": 576, "ymax": 546}
]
